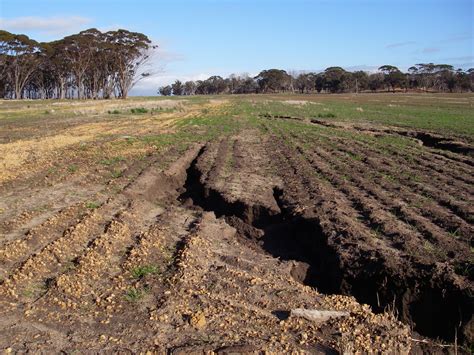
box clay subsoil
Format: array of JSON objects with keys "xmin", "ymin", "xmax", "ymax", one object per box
[{"xmin": 0, "ymin": 100, "xmax": 473, "ymax": 354}]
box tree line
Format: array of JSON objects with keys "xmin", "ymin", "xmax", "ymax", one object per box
[
  {"xmin": 0, "ymin": 29, "xmax": 155, "ymax": 99},
  {"xmin": 159, "ymin": 65, "xmax": 474, "ymax": 96}
]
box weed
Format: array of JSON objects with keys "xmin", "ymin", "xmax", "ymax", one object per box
[
  {"xmin": 108, "ymin": 109, "xmax": 121, "ymax": 114},
  {"xmin": 124, "ymin": 287, "xmax": 148, "ymax": 302},
  {"xmin": 130, "ymin": 265, "xmax": 161, "ymax": 279},
  {"xmin": 346, "ymin": 151, "xmax": 363, "ymax": 161},
  {"xmin": 100, "ymin": 156, "xmax": 125, "ymax": 166},
  {"xmin": 67, "ymin": 164, "xmax": 78, "ymax": 173},
  {"xmin": 22, "ymin": 282, "xmax": 48, "ymax": 298},
  {"xmin": 423, "ymin": 240, "xmax": 434, "ymax": 251},
  {"xmin": 85, "ymin": 201, "xmax": 100, "ymax": 210},
  {"xmin": 447, "ymin": 228, "xmax": 461, "ymax": 239},
  {"xmin": 453, "ymin": 262, "xmax": 473, "ymax": 279},
  {"xmin": 130, "ymin": 107, "xmax": 148, "ymax": 114},
  {"xmin": 111, "ymin": 169, "xmax": 123, "ymax": 178},
  {"xmin": 317, "ymin": 112, "xmax": 336, "ymax": 118}
]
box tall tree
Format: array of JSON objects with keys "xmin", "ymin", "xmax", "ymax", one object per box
[
  {"xmin": 255, "ymin": 69, "xmax": 291, "ymax": 93},
  {"xmin": 171, "ymin": 80, "xmax": 184, "ymax": 95},
  {"xmin": 106, "ymin": 29, "xmax": 155, "ymax": 99},
  {"xmin": 323, "ymin": 67, "xmax": 347, "ymax": 93},
  {"xmin": 378, "ymin": 65, "xmax": 406, "ymax": 92},
  {"xmin": 0, "ymin": 30, "xmax": 42, "ymax": 99},
  {"xmin": 158, "ymin": 85, "xmax": 172, "ymax": 96},
  {"xmin": 183, "ymin": 81, "xmax": 197, "ymax": 95}
]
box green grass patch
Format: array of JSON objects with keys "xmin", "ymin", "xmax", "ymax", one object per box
[
  {"xmin": 124, "ymin": 287, "xmax": 147, "ymax": 302},
  {"xmin": 85, "ymin": 201, "xmax": 100, "ymax": 209},
  {"xmin": 67, "ymin": 164, "xmax": 78, "ymax": 173},
  {"xmin": 130, "ymin": 265, "xmax": 161, "ymax": 279},
  {"xmin": 100, "ymin": 156, "xmax": 125, "ymax": 166},
  {"xmin": 110, "ymin": 169, "xmax": 123, "ymax": 178},
  {"xmin": 130, "ymin": 107, "xmax": 148, "ymax": 114}
]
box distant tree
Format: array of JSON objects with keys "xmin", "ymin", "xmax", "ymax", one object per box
[
  {"xmin": 352, "ymin": 71, "xmax": 369, "ymax": 92},
  {"xmin": 467, "ymin": 68, "xmax": 474, "ymax": 91},
  {"xmin": 323, "ymin": 67, "xmax": 347, "ymax": 93},
  {"xmin": 183, "ymin": 81, "xmax": 196, "ymax": 95},
  {"xmin": 255, "ymin": 69, "xmax": 291, "ymax": 93},
  {"xmin": 455, "ymin": 69, "xmax": 471, "ymax": 92},
  {"xmin": 239, "ymin": 76, "xmax": 258, "ymax": 93},
  {"xmin": 62, "ymin": 30, "xmax": 98, "ymax": 99},
  {"xmin": 368, "ymin": 73, "xmax": 384, "ymax": 92},
  {"xmin": 171, "ymin": 80, "xmax": 183, "ymax": 95},
  {"xmin": 295, "ymin": 73, "xmax": 316, "ymax": 93},
  {"xmin": 195, "ymin": 76, "xmax": 227, "ymax": 95},
  {"xmin": 158, "ymin": 85, "xmax": 172, "ymax": 96},
  {"xmin": 378, "ymin": 65, "xmax": 406, "ymax": 92},
  {"xmin": 314, "ymin": 74, "xmax": 325, "ymax": 93}
]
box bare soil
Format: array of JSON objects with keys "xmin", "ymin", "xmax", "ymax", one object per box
[{"xmin": 0, "ymin": 97, "xmax": 472, "ymax": 353}]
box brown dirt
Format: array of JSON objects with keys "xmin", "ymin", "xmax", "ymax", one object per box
[{"xmin": 0, "ymin": 98, "xmax": 472, "ymax": 353}]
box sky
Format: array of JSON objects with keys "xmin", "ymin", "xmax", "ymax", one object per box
[{"xmin": 1, "ymin": 0, "xmax": 473, "ymax": 95}]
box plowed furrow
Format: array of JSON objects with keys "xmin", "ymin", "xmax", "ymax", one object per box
[
  {"xmin": 0, "ymin": 203, "xmax": 90, "ymax": 280},
  {"xmin": 268, "ymin": 132, "xmax": 402, "ymax": 259},
  {"xmin": 0, "ymin": 196, "xmax": 128, "ymax": 300},
  {"xmin": 309, "ymin": 137, "xmax": 473, "ymax": 235},
  {"xmin": 328, "ymin": 139, "xmax": 473, "ymax": 223},
  {"xmin": 291, "ymin": 127, "xmax": 474, "ymax": 233},
  {"xmin": 324, "ymin": 145, "xmax": 473, "ymax": 245},
  {"xmin": 429, "ymin": 149, "xmax": 474, "ymax": 169},
  {"xmin": 300, "ymin": 147, "xmax": 432, "ymax": 255},
  {"xmin": 207, "ymin": 138, "xmax": 230, "ymax": 186},
  {"xmin": 307, "ymin": 144, "xmax": 470, "ymax": 256},
  {"xmin": 328, "ymin": 134, "xmax": 474, "ymax": 199},
  {"xmin": 43, "ymin": 201, "xmax": 165, "ymax": 313}
]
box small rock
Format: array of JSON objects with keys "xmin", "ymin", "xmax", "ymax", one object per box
[
  {"xmin": 290, "ymin": 308, "xmax": 349, "ymax": 323},
  {"xmin": 189, "ymin": 312, "xmax": 206, "ymax": 329}
]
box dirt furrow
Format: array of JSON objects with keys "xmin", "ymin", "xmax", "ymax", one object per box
[
  {"xmin": 300, "ymin": 146, "xmax": 431, "ymax": 254},
  {"xmin": 256, "ymin": 128, "xmax": 473, "ymax": 343},
  {"xmin": 0, "ymin": 196, "xmax": 129, "ymax": 301},
  {"xmin": 328, "ymin": 138, "xmax": 473, "ymax": 223},
  {"xmin": 310, "ymin": 137, "xmax": 474, "ymax": 239},
  {"xmin": 305, "ymin": 143, "xmax": 471, "ymax": 260},
  {"xmin": 0, "ymin": 203, "xmax": 89, "ymax": 280},
  {"xmin": 325, "ymin": 133, "xmax": 474, "ymax": 200}
]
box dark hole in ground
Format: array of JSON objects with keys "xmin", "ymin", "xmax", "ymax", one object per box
[{"xmin": 179, "ymin": 147, "xmax": 473, "ymax": 344}]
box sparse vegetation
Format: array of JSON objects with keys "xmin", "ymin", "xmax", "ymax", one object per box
[
  {"xmin": 0, "ymin": 94, "xmax": 472, "ymax": 352},
  {"xmin": 124, "ymin": 287, "xmax": 147, "ymax": 302},
  {"xmin": 130, "ymin": 265, "xmax": 160, "ymax": 279},
  {"xmin": 130, "ymin": 107, "xmax": 148, "ymax": 114},
  {"xmin": 85, "ymin": 201, "xmax": 100, "ymax": 209}
]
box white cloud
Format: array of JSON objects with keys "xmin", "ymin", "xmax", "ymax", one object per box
[
  {"xmin": 385, "ymin": 41, "xmax": 416, "ymax": 49},
  {"xmin": 0, "ymin": 16, "xmax": 93, "ymax": 35},
  {"xmin": 422, "ymin": 47, "xmax": 441, "ymax": 54}
]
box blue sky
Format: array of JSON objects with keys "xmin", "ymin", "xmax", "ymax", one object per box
[{"xmin": 1, "ymin": 0, "xmax": 473, "ymax": 95}]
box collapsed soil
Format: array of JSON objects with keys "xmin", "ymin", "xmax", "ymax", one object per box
[{"xmin": 0, "ymin": 95, "xmax": 472, "ymax": 353}]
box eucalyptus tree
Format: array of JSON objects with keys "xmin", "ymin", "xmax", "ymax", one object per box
[
  {"xmin": 255, "ymin": 69, "xmax": 291, "ymax": 93},
  {"xmin": 183, "ymin": 81, "xmax": 197, "ymax": 95},
  {"xmin": 378, "ymin": 65, "xmax": 406, "ymax": 92},
  {"xmin": 323, "ymin": 67, "xmax": 347, "ymax": 93},
  {"xmin": 106, "ymin": 29, "xmax": 155, "ymax": 99},
  {"xmin": 158, "ymin": 85, "xmax": 172, "ymax": 96},
  {"xmin": 0, "ymin": 30, "xmax": 42, "ymax": 99},
  {"xmin": 171, "ymin": 80, "xmax": 184, "ymax": 95}
]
